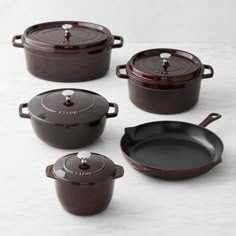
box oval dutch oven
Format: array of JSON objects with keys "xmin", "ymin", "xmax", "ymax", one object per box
[
  {"xmin": 116, "ymin": 48, "xmax": 214, "ymax": 114},
  {"xmin": 19, "ymin": 88, "xmax": 119, "ymax": 148},
  {"xmin": 12, "ymin": 21, "xmax": 124, "ymax": 82},
  {"xmin": 46, "ymin": 151, "xmax": 124, "ymax": 215}
]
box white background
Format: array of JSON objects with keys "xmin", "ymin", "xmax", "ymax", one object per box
[{"xmin": 1, "ymin": 1, "xmax": 236, "ymax": 236}]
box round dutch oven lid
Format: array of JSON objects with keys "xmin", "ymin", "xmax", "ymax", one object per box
[
  {"xmin": 28, "ymin": 89, "xmax": 109, "ymax": 125},
  {"xmin": 53, "ymin": 151, "xmax": 116, "ymax": 184},
  {"xmin": 128, "ymin": 48, "xmax": 203, "ymax": 84},
  {"xmin": 23, "ymin": 21, "xmax": 113, "ymax": 50}
]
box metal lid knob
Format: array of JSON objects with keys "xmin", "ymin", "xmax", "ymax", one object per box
[
  {"xmin": 62, "ymin": 24, "xmax": 73, "ymax": 39},
  {"xmin": 62, "ymin": 89, "xmax": 74, "ymax": 106},
  {"xmin": 160, "ymin": 53, "xmax": 172, "ymax": 71},
  {"xmin": 77, "ymin": 151, "xmax": 91, "ymax": 165},
  {"xmin": 160, "ymin": 53, "xmax": 171, "ymax": 60}
]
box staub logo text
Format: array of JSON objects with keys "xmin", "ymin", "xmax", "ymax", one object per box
[
  {"xmin": 57, "ymin": 111, "xmax": 79, "ymax": 115},
  {"xmin": 79, "ymin": 172, "xmax": 93, "ymax": 176}
]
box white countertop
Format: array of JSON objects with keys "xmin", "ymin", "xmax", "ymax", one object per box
[{"xmin": 1, "ymin": 43, "xmax": 236, "ymax": 236}]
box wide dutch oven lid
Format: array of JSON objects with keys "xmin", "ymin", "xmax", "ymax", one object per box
[
  {"xmin": 23, "ymin": 21, "xmax": 113, "ymax": 51},
  {"xmin": 127, "ymin": 48, "xmax": 203, "ymax": 84},
  {"xmin": 28, "ymin": 89, "xmax": 109, "ymax": 125},
  {"xmin": 53, "ymin": 151, "xmax": 116, "ymax": 184}
]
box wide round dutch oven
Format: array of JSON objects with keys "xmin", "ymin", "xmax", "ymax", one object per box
[
  {"xmin": 12, "ymin": 21, "xmax": 124, "ymax": 82},
  {"xmin": 46, "ymin": 151, "xmax": 124, "ymax": 215},
  {"xmin": 116, "ymin": 48, "xmax": 214, "ymax": 114},
  {"xmin": 18, "ymin": 88, "xmax": 119, "ymax": 148}
]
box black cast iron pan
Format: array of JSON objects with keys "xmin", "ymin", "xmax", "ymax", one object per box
[{"xmin": 120, "ymin": 113, "xmax": 224, "ymax": 179}]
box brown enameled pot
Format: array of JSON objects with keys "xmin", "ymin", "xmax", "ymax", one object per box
[
  {"xmin": 46, "ymin": 151, "xmax": 124, "ymax": 215},
  {"xmin": 116, "ymin": 48, "xmax": 214, "ymax": 114},
  {"xmin": 19, "ymin": 88, "xmax": 118, "ymax": 148},
  {"xmin": 12, "ymin": 21, "xmax": 124, "ymax": 82}
]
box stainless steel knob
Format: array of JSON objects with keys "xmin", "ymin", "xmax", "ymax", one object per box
[
  {"xmin": 160, "ymin": 53, "xmax": 171, "ymax": 71},
  {"xmin": 62, "ymin": 24, "xmax": 73, "ymax": 39},
  {"xmin": 160, "ymin": 53, "xmax": 171, "ymax": 60},
  {"xmin": 77, "ymin": 151, "xmax": 91, "ymax": 164},
  {"xmin": 62, "ymin": 89, "xmax": 74, "ymax": 105}
]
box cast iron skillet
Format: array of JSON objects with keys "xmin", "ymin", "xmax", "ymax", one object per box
[{"xmin": 120, "ymin": 113, "xmax": 224, "ymax": 179}]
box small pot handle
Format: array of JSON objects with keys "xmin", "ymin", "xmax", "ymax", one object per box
[
  {"xmin": 107, "ymin": 103, "xmax": 119, "ymax": 118},
  {"xmin": 116, "ymin": 65, "xmax": 130, "ymax": 79},
  {"xmin": 113, "ymin": 165, "xmax": 124, "ymax": 179},
  {"xmin": 202, "ymin": 64, "xmax": 214, "ymax": 79},
  {"xmin": 12, "ymin": 35, "xmax": 24, "ymax": 48},
  {"xmin": 19, "ymin": 103, "xmax": 30, "ymax": 119},
  {"xmin": 112, "ymin": 35, "xmax": 124, "ymax": 49},
  {"xmin": 46, "ymin": 165, "xmax": 56, "ymax": 179},
  {"xmin": 199, "ymin": 113, "xmax": 222, "ymax": 127}
]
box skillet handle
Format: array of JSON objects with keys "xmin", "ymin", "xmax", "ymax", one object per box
[
  {"xmin": 107, "ymin": 103, "xmax": 119, "ymax": 118},
  {"xmin": 112, "ymin": 35, "xmax": 124, "ymax": 49},
  {"xmin": 202, "ymin": 64, "xmax": 214, "ymax": 79},
  {"xmin": 199, "ymin": 113, "xmax": 222, "ymax": 127},
  {"xmin": 116, "ymin": 65, "xmax": 130, "ymax": 79}
]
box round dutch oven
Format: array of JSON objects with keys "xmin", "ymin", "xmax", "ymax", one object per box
[
  {"xmin": 116, "ymin": 48, "xmax": 214, "ymax": 114},
  {"xmin": 46, "ymin": 151, "xmax": 124, "ymax": 215},
  {"xmin": 18, "ymin": 88, "xmax": 119, "ymax": 148},
  {"xmin": 12, "ymin": 21, "xmax": 124, "ymax": 82}
]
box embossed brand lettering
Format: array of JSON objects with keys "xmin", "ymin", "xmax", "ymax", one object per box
[
  {"xmin": 58, "ymin": 111, "xmax": 78, "ymax": 115},
  {"xmin": 79, "ymin": 172, "xmax": 93, "ymax": 176}
]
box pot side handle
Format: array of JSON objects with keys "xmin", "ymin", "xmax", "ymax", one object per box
[
  {"xmin": 116, "ymin": 65, "xmax": 130, "ymax": 79},
  {"xmin": 113, "ymin": 165, "xmax": 124, "ymax": 179},
  {"xmin": 46, "ymin": 165, "xmax": 56, "ymax": 179},
  {"xmin": 19, "ymin": 103, "xmax": 30, "ymax": 119},
  {"xmin": 199, "ymin": 113, "xmax": 222, "ymax": 128},
  {"xmin": 107, "ymin": 103, "xmax": 119, "ymax": 118},
  {"xmin": 202, "ymin": 64, "xmax": 214, "ymax": 79},
  {"xmin": 12, "ymin": 35, "xmax": 24, "ymax": 48},
  {"xmin": 112, "ymin": 35, "xmax": 124, "ymax": 49}
]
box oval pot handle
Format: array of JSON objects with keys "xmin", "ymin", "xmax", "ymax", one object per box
[
  {"xmin": 199, "ymin": 113, "xmax": 222, "ymax": 127},
  {"xmin": 107, "ymin": 103, "xmax": 119, "ymax": 118},
  {"xmin": 112, "ymin": 35, "xmax": 124, "ymax": 49},
  {"xmin": 202, "ymin": 64, "xmax": 214, "ymax": 79},
  {"xmin": 46, "ymin": 165, "xmax": 56, "ymax": 179},
  {"xmin": 116, "ymin": 65, "xmax": 130, "ymax": 79},
  {"xmin": 12, "ymin": 35, "xmax": 24, "ymax": 48},
  {"xmin": 19, "ymin": 103, "xmax": 30, "ymax": 119},
  {"xmin": 113, "ymin": 165, "xmax": 124, "ymax": 179}
]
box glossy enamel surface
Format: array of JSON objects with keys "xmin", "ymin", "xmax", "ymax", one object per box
[
  {"xmin": 116, "ymin": 48, "xmax": 214, "ymax": 114},
  {"xmin": 46, "ymin": 152, "xmax": 124, "ymax": 215},
  {"xmin": 19, "ymin": 89, "xmax": 119, "ymax": 148},
  {"xmin": 12, "ymin": 21, "xmax": 124, "ymax": 82}
]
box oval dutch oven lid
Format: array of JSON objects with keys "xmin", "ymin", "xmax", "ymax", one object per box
[
  {"xmin": 127, "ymin": 48, "xmax": 203, "ymax": 84},
  {"xmin": 23, "ymin": 21, "xmax": 113, "ymax": 51},
  {"xmin": 28, "ymin": 89, "xmax": 109, "ymax": 125},
  {"xmin": 53, "ymin": 151, "xmax": 116, "ymax": 184}
]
